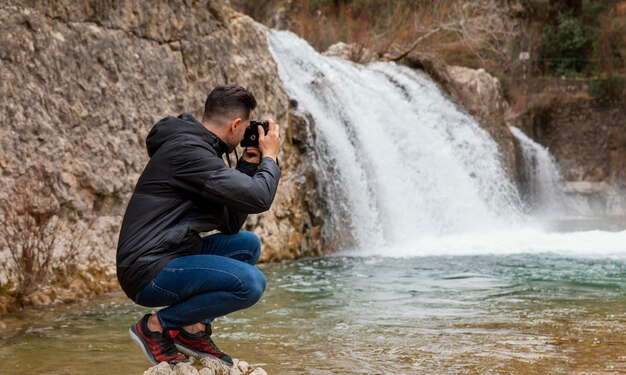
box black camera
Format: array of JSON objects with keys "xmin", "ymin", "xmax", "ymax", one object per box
[{"xmin": 240, "ymin": 120, "xmax": 269, "ymax": 148}]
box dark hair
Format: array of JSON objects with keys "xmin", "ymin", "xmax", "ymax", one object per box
[{"xmin": 203, "ymin": 85, "xmax": 257, "ymax": 125}]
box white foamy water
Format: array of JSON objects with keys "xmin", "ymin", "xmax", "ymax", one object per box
[
  {"xmin": 510, "ymin": 126, "xmax": 567, "ymax": 216},
  {"xmin": 345, "ymin": 228, "xmax": 626, "ymax": 258},
  {"xmin": 266, "ymin": 30, "xmax": 626, "ymax": 257}
]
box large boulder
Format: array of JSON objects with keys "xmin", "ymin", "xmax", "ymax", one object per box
[{"xmin": 323, "ymin": 42, "xmax": 377, "ymax": 64}]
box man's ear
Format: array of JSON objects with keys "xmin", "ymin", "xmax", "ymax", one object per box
[{"xmin": 230, "ymin": 117, "xmax": 242, "ymax": 132}]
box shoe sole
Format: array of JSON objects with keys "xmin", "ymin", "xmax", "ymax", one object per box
[
  {"xmin": 174, "ymin": 343, "xmax": 232, "ymax": 366},
  {"xmin": 129, "ymin": 325, "xmax": 160, "ymax": 366}
]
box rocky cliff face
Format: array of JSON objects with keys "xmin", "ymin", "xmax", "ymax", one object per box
[
  {"xmin": 519, "ymin": 80, "xmax": 626, "ymax": 188},
  {"xmin": 0, "ymin": 0, "xmax": 325, "ymax": 286},
  {"xmin": 518, "ymin": 80, "xmax": 626, "ymax": 214}
]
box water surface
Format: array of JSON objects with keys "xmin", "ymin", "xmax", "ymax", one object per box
[{"xmin": 2, "ymin": 253, "xmax": 626, "ymax": 374}]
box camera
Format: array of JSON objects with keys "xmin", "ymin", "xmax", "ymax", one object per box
[{"xmin": 240, "ymin": 120, "xmax": 269, "ymax": 148}]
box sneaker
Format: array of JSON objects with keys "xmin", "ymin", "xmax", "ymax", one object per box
[
  {"xmin": 174, "ymin": 324, "xmax": 234, "ymax": 366},
  {"xmin": 129, "ymin": 314, "xmax": 188, "ymax": 365}
]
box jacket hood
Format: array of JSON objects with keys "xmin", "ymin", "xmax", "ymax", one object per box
[{"xmin": 146, "ymin": 113, "xmax": 230, "ymax": 157}]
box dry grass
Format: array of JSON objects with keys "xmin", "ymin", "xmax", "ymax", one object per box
[
  {"xmin": 283, "ymin": 0, "xmax": 517, "ymax": 69},
  {"xmin": 235, "ymin": 0, "xmax": 625, "ymax": 100},
  {"xmin": 0, "ymin": 175, "xmax": 94, "ymax": 306}
]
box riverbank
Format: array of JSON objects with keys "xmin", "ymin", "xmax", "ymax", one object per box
[{"xmin": 0, "ymin": 264, "xmax": 118, "ymax": 318}]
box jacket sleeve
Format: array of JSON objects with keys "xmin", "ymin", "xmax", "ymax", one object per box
[
  {"xmin": 217, "ymin": 159, "xmax": 262, "ymax": 234},
  {"xmin": 171, "ymin": 143, "xmax": 280, "ymax": 215}
]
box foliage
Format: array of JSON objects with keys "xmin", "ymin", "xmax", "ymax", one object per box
[
  {"xmin": 537, "ymin": 1, "xmax": 624, "ymax": 78},
  {"xmin": 582, "ymin": 0, "xmax": 608, "ymax": 20},
  {"xmin": 539, "ymin": 11, "xmax": 592, "ymax": 75}
]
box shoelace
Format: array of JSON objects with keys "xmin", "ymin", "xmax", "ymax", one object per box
[
  {"xmin": 200, "ymin": 326, "xmax": 224, "ymax": 354},
  {"xmin": 160, "ymin": 330, "xmax": 182, "ymax": 358}
]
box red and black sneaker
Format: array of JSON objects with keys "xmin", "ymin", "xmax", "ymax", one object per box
[
  {"xmin": 129, "ymin": 314, "xmax": 188, "ymax": 365},
  {"xmin": 174, "ymin": 324, "xmax": 234, "ymax": 366}
]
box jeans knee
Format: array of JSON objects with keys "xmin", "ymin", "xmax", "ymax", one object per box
[
  {"xmin": 237, "ymin": 267, "xmax": 265, "ymax": 307},
  {"xmin": 240, "ymin": 231, "xmax": 262, "ymax": 264}
]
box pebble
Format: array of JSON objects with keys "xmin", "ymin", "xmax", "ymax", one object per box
[
  {"xmin": 236, "ymin": 360, "xmax": 249, "ymax": 374},
  {"xmin": 199, "ymin": 357, "xmax": 229, "ymax": 374},
  {"xmin": 143, "ymin": 357, "xmax": 269, "ymax": 375},
  {"xmin": 143, "ymin": 362, "xmax": 174, "ymax": 375},
  {"xmin": 174, "ymin": 362, "xmax": 199, "ymax": 375}
]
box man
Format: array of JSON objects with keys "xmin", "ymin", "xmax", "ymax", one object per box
[{"xmin": 116, "ymin": 84, "xmax": 281, "ymax": 366}]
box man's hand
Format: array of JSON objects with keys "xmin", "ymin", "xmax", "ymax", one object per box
[
  {"xmin": 258, "ymin": 118, "xmax": 281, "ymax": 162},
  {"xmin": 241, "ymin": 147, "xmax": 261, "ymax": 164}
]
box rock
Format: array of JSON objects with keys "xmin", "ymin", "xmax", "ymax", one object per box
[
  {"xmin": 0, "ymin": 295, "xmax": 13, "ymax": 315},
  {"xmin": 446, "ymin": 65, "xmax": 519, "ymax": 180},
  {"xmin": 0, "ymin": 0, "xmax": 327, "ymax": 292},
  {"xmin": 174, "ymin": 362, "xmax": 199, "ymax": 375},
  {"xmin": 563, "ymin": 181, "xmax": 611, "ymax": 194},
  {"xmin": 236, "ymin": 360, "xmax": 249, "ymax": 373},
  {"xmin": 199, "ymin": 358, "xmax": 230, "ymax": 375},
  {"xmin": 521, "ymin": 90, "xmax": 626, "ymax": 187},
  {"xmin": 143, "ymin": 362, "xmax": 174, "ymax": 375},
  {"xmin": 324, "ymin": 42, "xmax": 377, "ymax": 64},
  {"xmin": 144, "ymin": 357, "xmax": 268, "ymax": 375}
]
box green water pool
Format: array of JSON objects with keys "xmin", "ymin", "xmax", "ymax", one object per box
[{"xmin": 1, "ymin": 254, "xmax": 626, "ymax": 374}]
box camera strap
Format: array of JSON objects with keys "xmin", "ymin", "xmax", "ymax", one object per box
[{"xmin": 224, "ymin": 148, "xmax": 240, "ymax": 169}]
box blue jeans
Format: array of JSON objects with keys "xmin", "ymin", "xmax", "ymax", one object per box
[{"xmin": 135, "ymin": 231, "xmax": 266, "ymax": 329}]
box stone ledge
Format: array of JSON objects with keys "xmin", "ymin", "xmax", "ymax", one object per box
[{"xmin": 563, "ymin": 181, "xmax": 611, "ymax": 194}]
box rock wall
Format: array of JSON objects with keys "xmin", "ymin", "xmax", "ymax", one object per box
[
  {"xmin": 518, "ymin": 82, "xmax": 626, "ymax": 214},
  {"xmin": 529, "ymin": 99, "xmax": 626, "ymax": 186},
  {"xmin": 519, "ymin": 80, "xmax": 626, "ymax": 188},
  {"xmin": 0, "ymin": 0, "xmax": 324, "ymax": 280}
]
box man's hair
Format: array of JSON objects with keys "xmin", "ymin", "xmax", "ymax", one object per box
[{"xmin": 203, "ymin": 85, "xmax": 257, "ymax": 125}]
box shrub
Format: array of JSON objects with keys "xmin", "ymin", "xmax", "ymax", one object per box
[
  {"xmin": 0, "ymin": 178, "xmax": 93, "ymax": 305},
  {"xmin": 540, "ymin": 11, "xmax": 592, "ymax": 75}
]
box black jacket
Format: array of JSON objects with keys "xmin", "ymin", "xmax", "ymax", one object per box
[{"xmin": 116, "ymin": 113, "xmax": 280, "ymax": 301}]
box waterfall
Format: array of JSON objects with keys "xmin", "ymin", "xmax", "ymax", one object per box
[
  {"xmin": 267, "ymin": 30, "xmax": 521, "ymax": 248},
  {"xmin": 509, "ymin": 126, "xmax": 567, "ymax": 217},
  {"xmin": 266, "ymin": 30, "xmax": 626, "ymax": 257}
]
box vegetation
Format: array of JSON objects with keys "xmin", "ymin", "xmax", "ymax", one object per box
[
  {"xmin": 0, "ymin": 176, "xmax": 94, "ymax": 307},
  {"xmin": 537, "ymin": 0, "xmax": 624, "ymax": 78},
  {"xmin": 233, "ymin": 0, "xmax": 626, "ymax": 101},
  {"xmin": 539, "ymin": 11, "xmax": 592, "ymax": 76}
]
